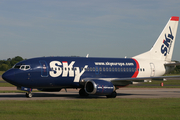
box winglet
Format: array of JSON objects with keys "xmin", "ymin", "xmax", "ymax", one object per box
[{"xmin": 170, "ymin": 16, "xmax": 179, "ymax": 21}]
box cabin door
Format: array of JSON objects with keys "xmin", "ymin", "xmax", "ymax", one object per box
[
  {"xmin": 150, "ymin": 63, "xmax": 155, "ymax": 77},
  {"xmin": 39, "ymin": 60, "xmax": 49, "ymax": 77}
]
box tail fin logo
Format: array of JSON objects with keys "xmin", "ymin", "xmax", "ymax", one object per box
[{"xmin": 161, "ymin": 26, "xmax": 174, "ymax": 56}]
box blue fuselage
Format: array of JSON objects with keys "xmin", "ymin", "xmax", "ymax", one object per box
[{"xmin": 2, "ymin": 57, "xmax": 139, "ymax": 89}]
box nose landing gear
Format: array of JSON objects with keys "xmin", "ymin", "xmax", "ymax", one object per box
[
  {"xmin": 17, "ymin": 87, "xmax": 33, "ymax": 98},
  {"xmin": 25, "ymin": 91, "xmax": 32, "ymax": 98}
]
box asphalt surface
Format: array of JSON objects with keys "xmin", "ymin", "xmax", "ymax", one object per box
[{"xmin": 0, "ymin": 88, "xmax": 180, "ymax": 100}]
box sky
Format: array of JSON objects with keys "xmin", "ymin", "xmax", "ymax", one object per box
[{"xmin": 0, "ymin": 0, "xmax": 180, "ymax": 60}]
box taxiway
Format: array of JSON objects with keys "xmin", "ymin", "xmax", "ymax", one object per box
[{"xmin": 0, "ymin": 88, "xmax": 180, "ymax": 100}]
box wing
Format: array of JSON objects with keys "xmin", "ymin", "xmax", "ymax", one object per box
[
  {"xmin": 82, "ymin": 75, "xmax": 180, "ymax": 86},
  {"xmin": 110, "ymin": 75, "xmax": 180, "ymax": 86}
]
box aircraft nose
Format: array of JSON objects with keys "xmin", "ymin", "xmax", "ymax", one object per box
[{"xmin": 2, "ymin": 70, "xmax": 15, "ymax": 83}]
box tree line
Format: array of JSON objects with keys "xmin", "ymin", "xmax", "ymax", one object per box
[{"xmin": 0, "ymin": 56, "xmax": 24, "ymax": 71}]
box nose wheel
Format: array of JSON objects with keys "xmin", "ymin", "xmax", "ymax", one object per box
[{"xmin": 25, "ymin": 92, "xmax": 32, "ymax": 98}]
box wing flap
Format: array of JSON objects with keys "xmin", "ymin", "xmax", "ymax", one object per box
[{"xmin": 111, "ymin": 75, "xmax": 180, "ymax": 83}]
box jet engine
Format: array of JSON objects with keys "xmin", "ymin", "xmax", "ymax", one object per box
[{"xmin": 84, "ymin": 80, "xmax": 115, "ymax": 95}]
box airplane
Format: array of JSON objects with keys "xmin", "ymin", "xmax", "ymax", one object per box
[{"xmin": 2, "ymin": 16, "xmax": 180, "ymax": 98}]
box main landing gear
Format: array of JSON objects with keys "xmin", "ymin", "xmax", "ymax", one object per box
[
  {"xmin": 79, "ymin": 88, "xmax": 89, "ymax": 97},
  {"xmin": 25, "ymin": 91, "xmax": 32, "ymax": 98},
  {"xmin": 106, "ymin": 91, "xmax": 117, "ymax": 98}
]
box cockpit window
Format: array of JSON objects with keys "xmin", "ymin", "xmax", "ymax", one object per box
[
  {"xmin": 20, "ymin": 66, "xmax": 25, "ymax": 69},
  {"xmin": 13, "ymin": 65, "xmax": 31, "ymax": 70},
  {"xmin": 20, "ymin": 65, "xmax": 30, "ymax": 70},
  {"xmin": 26, "ymin": 66, "xmax": 30, "ymax": 69},
  {"xmin": 14, "ymin": 65, "xmax": 21, "ymax": 69}
]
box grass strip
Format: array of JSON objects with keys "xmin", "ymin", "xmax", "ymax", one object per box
[
  {"xmin": 0, "ymin": 98, "xmax": 180, "ymax": 120},
  {"xmin": 0, "ymin": 82, "xmax": 15, "ymax": 87},
  {"xmin": 0, "ymin": 71, "xmax": 5, "ymax": 75}
]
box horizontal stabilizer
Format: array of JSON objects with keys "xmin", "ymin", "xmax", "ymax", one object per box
[{"xmin": 164, "ymin": 62, "xmax": 180, "ymax": 66}]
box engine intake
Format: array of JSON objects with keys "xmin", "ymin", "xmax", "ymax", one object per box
[{"xmin": 84, "ymin": 80, "xmax": 114, "ymax": 95}]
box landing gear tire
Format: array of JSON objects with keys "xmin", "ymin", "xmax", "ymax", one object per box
[
  {"xmin": 106, "ymin": 91, "xmax": 117, "ymax": 98},
  {"xmin": 26, "ymin": 92, "xmax": 32, "ymax": 98},
  {"xmin": 79, "ymin": 88, "xmax": 89, "ymax": 97}
]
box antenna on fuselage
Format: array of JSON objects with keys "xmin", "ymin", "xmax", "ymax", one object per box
[{"xmin": 86, "ymin": 54, "xmax": 89, "ymax": 58}]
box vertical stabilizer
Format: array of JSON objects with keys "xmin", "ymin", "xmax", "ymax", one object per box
[{"xmin": 133, "ymin": 16, "xmax": 179, "ymax": 61}]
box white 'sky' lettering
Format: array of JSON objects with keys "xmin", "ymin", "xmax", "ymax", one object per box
[
  {"xmin": 49, "ymin": 61, "xmax": 88, "ymax": 82},
  {"xmin": 161, "ymin": 26, "xmax": 174, "ymax": 56}
]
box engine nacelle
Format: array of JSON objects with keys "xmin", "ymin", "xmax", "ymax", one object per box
[{"xmin": 84, "ymin": 80, "xmax": 114, "ymax": 95}]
